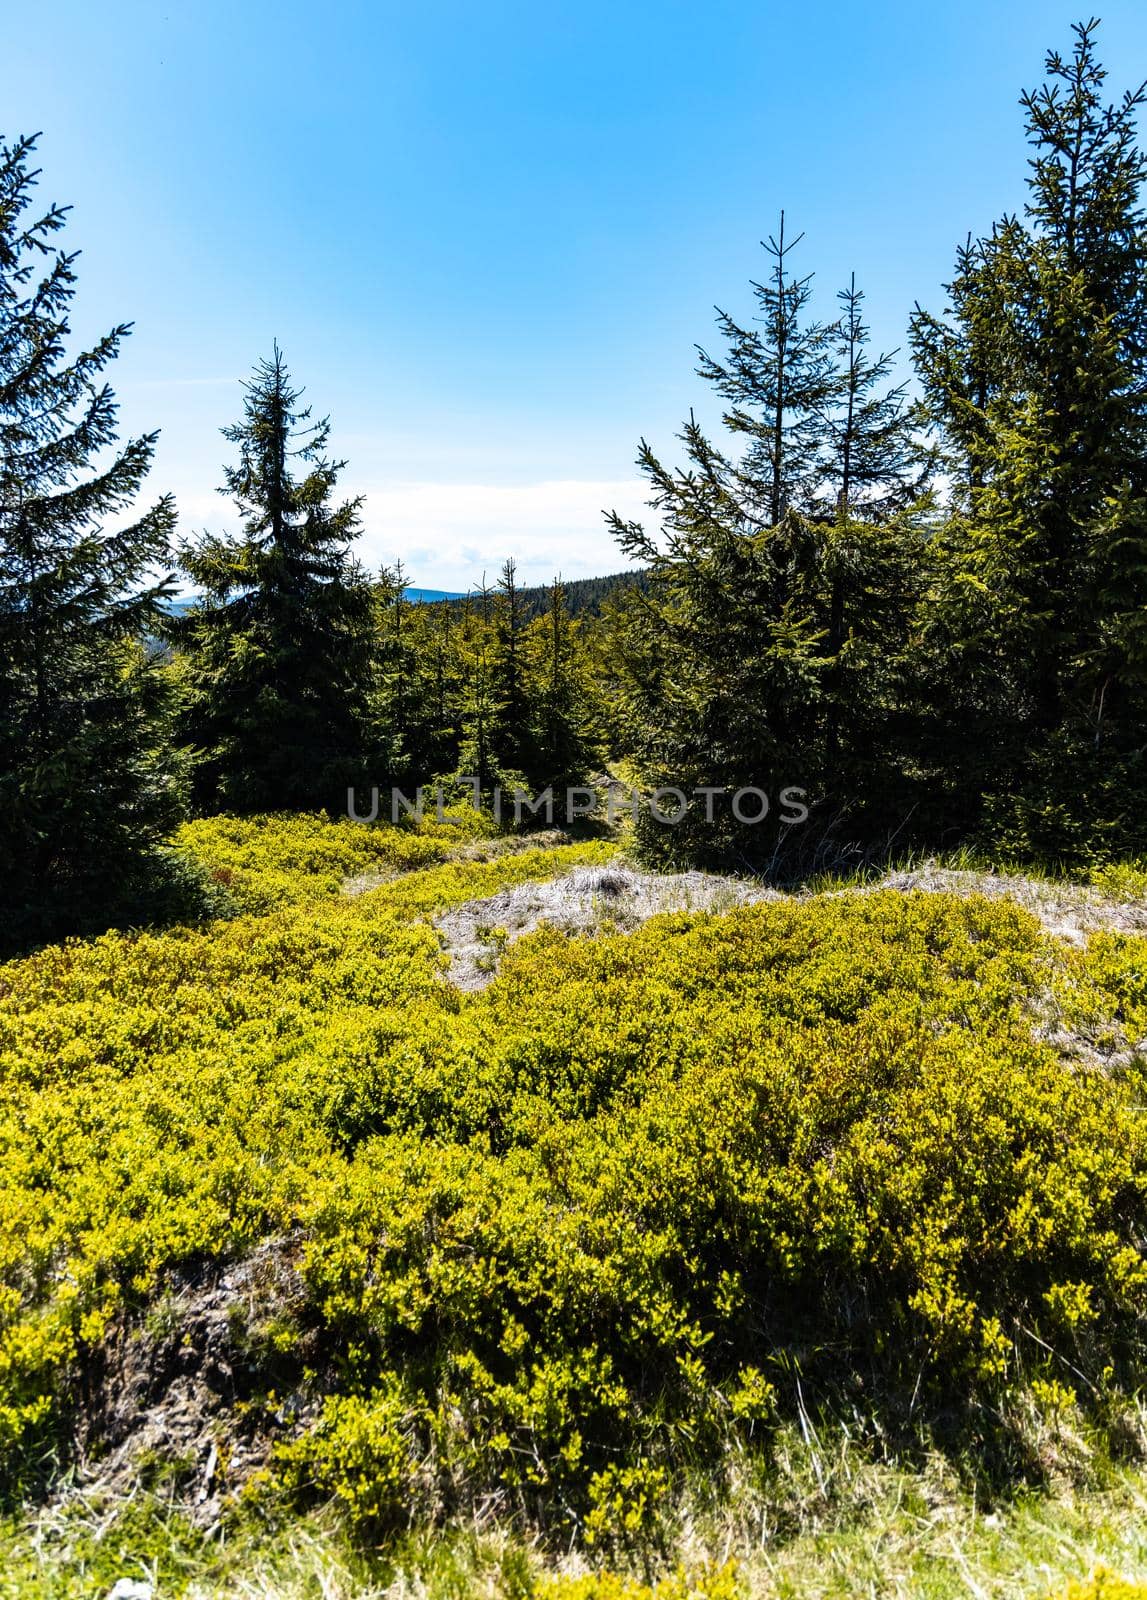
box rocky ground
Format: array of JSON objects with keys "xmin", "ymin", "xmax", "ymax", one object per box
[
  {"xmin": 872, "ymin": 863, "xmax": 1147, "ymax": 943},
  {"xmin": 433, "ymin": 862, "xmax": 782, "ymax": 988},
  {"xmin": 431, "ymin": 857, "xmax": 1147, "ymax": 990},
  {"xmin": 66, "ymin": 1239, "xmax": 316, "ymax": 1536}
]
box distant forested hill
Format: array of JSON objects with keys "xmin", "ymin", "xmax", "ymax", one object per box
[
  {"xmin": 412, "ymin": 569, "xmax": 648, "ymax": 619},
  {"xmin": 402, "ymin": 586, "xmax": 468, "ymax": 603},
  {"xmin": 164, "ymin": 577, "xmax": 639, "ymax": 618},
  {"xmin": 164, "ymin": 585, "xmax": 468, "ymax": 615},
  {"xmin": 499, "ymin": 569, "xmax": 648, "ymax": 620}
]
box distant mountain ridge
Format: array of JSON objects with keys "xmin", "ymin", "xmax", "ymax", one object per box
[
  {"xmin": 164, "ymin": 585, "xmax": 467, "ymax": 614},
  {"xmin": 423, "ymin": 570, "xmax": 647, "ymax": 621},
  {"xmin": 400, "ymin": 586, "xmax": 467, "ymax": 604},
  {"xmin": 510, "ymin": 570, "xmax": 647, "ymax": 620},
  {"xmin": 163, "ymin": 573, "xmax": 644, "ymax": 619}
]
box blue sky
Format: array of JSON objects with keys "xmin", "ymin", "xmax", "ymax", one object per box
[{"xmin": 7, "ymin": 0, "xmax": 1147, "ymax": 589}]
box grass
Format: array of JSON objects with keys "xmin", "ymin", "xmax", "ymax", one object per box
[{"xmin": 6, "ymin": 1435, "xmax": 1147, "ymax": 1599}]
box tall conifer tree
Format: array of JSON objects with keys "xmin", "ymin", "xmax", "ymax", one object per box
[
  {"xmin": 698, "ymin": 212, "xmax": 838, "ymax": 524},
  {"xmin": 456, "ymin": 579, "xmax": 498, "ymax": 793},
  {"xmin": 911, "ymin": 20, "xmax": 1147, "ymax": 848},
  {"xmin": 609, "ymin": 233, "xmax": 931, "ymax": 862},
  {"xmin": 175, "ymin": 349, "xmax": 376, "ymax": 812},
  {"xmin": 531, "ymin": 576, "xmax": 596, "ymax": 790},
  {"xmin": 490, "ymin": 557, "xmax": 540, "ymax": 782},
  {"xmin": 817, "ymin": 276, "xmax": 933, "ymax": 769},
  {"xmin": 0, "ymin": 133, "xmax": 185, "ymax": 951}
]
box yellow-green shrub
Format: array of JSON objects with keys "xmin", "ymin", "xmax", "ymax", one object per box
[
  {"xmin": 277, "ymin": 1378, "xmax": 435, "ymax": 1531},
  {"xmin": 173, "ymin": 811, "xmax": 468, "ymax": 910},
  {"xmin": 0, "ymin": 840, "xmax": 612, "ymax": 1470},
  {"xmin": 1076, "ymin": 930, "xmax": 1147, "ymax": 1044},
  {"xmin": 1054, "ymin": 1572, "xmax": 1147, "ymax": 1600},
  {"xmin": 1, "ymin": 841, "xmax": 1146, "ymax": 1540},
  {"xmin": 1088, "ymin": 863, "xmax": 1147, "ymax": 903},
  {"xmin": 292, "ymin": 893, "xmax": 1147, "ymax": 1527},
  {"xmin": 538, "ymin": 1563, "xmax": 741, "ymax": 1600}
]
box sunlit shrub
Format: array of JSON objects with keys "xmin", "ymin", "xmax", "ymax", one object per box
[
  {"xmin": 1054, "ymin": 1572, "xmax": 1147, "ymax": 1600},
  {"xmin": 1, "ymin": 824, "xmax": 1145, "ymax": 1537},
  {"xmin": 1076, "ymin": 930, "xmax": 1147, "ymax": 1045},
  {"xmin": 173, "ymin": 811, "xmax": 461, "ymax": 910},
  {"xmin": 538, "ymin": 1563, "xmax": 741, "ymax": 1600}
]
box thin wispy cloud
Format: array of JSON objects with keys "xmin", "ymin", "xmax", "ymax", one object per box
[{"xmin": 168, "ymin": 477, "xmax": 652, "ymax": 590}]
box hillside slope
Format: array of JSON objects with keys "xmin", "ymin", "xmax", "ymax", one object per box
[{"xmin": 2, "ymin": 817, "xmax": 1147, "ymax": 1597}]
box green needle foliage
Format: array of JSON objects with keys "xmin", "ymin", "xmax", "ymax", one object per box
[
  {"xmin": 490, "ymin": 557, "xmax": 540, "ymax": 783},
  {"xmin": 608, "ymin": 226, "xmax": 931, "ymax": 867},
  {"xmin": 533, "ymin": 575, "xmax": 599, "ymax": 792},
  {"xmin": 697, "ymin": 210, "xmax": 839, "ymax": 526},
  {"xmin": 174, "ymin": 347, "xmax": 377, "ymax": 814},
  {"xmin": 910, "ymin": 20, "xmax": 1147, "ymax": 856},
  {"xmin": 610, "ymin": 20, "xmax": 1147, "ymax": 870},
  {"xmin": 0, "ymin": 132, "xmax": 188, "ymax": 956}
]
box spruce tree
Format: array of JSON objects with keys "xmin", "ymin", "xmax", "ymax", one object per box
[
  {"xmin": 608, "ymin": 217, "xmax": 840, "ymax": 819},
  {"xmin": 490, "ymin": 557, "xmax": 539, "ymax": 782},
  {"xmin": 697, "ymin": 212, "xmax": 839, "ymax": 525},
  {"xmin": 821, "ymin": 276, "xmax": 927, "ymax": 520},
  {"xmin": 817, "ymin": 276, "xmax": 933, "ymax": 770},
  {"xmin": 1018, "ymin": 21, "xmax": 1147, "ymax": 739},
  {"xmin": 175, "ymin": 349, "xmax": 376, "ymax": 813},
  {"xmin": 0, "ymin": 133, "xmax": 186, "ymax": 952},
  {"xmin": 455, "ymin": 579, "xmax": 498, "ymax": 794},
  {"xmin": 609, "ymin": 231, "xmax": 932, "ymax": 864},
  {"xmin": 369, "ymin": 561, "xmax": 420, "ymax": 785},
  {"xmin": 530, "ymin": 576, "xmax": 597, "ymax": 791},
  {"xmin": 371, "ymin": 565, "xmax": 460, "ymax": 787},
  {"xmin": 609, "ymin": 458, "xmax": 826, "ymax": 867},
  {"xmin": 414, "ymin": 592, "xmax": 466, "ymax": 778},
  {"xmin": 910, "ymin": 20, "xmax": 1147, "ymax": 852}
]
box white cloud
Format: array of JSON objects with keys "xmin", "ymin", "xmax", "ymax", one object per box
[
  {"xmin": 355, "ymin": 478, "xmax": 651, "ymax": 588},
  {"xmin": 169, "ymin": 478, "xmax": 654, "ymax": 591}
]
